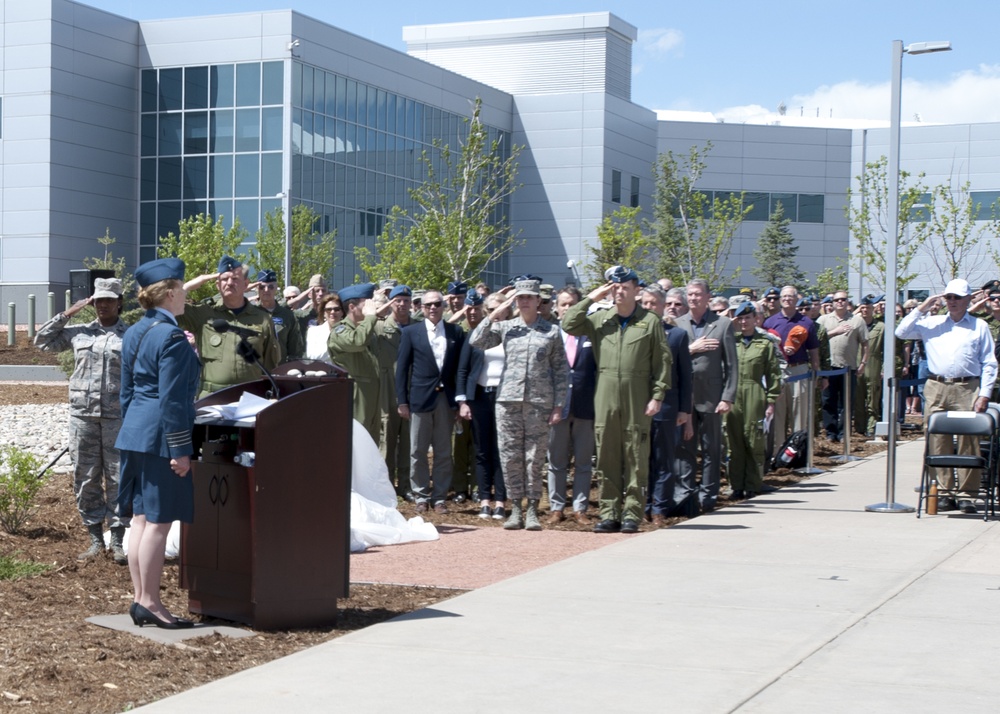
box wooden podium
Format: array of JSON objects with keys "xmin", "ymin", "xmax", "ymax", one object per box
[{"xmin": 181, "ymin": 365, "xmax": 352, "ymax": 629}]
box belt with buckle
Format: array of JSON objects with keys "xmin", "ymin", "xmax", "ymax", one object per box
[{"xmin": 928, "ymin": 374, "xmax": 977, "ymax": 384}]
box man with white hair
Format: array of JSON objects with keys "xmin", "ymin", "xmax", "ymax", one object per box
[{"xmin": 896, "ymin": 278, "xmax": 997, "ymax": 513}]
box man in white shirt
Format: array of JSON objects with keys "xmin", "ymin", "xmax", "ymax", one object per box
[
  {"xmin": 896, "ymin": 278, "xmax": 998, "ymax": 512},
  {"xmin": 817, "ymin": 291, "xmax": 869, "ymax": 442}
]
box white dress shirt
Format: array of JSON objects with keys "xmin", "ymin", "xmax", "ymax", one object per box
[
  {"xmin": 425, "ymin": 318, "xmax": 446, "ymax": 372},
  {"xmin": 896, "ymin": 308, "xmax": 997, "ymax": 398}
]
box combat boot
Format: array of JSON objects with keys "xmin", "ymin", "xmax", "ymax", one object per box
[
  {"xmin": 524, "ymin": 500, "xmax": 542, "ymax": 531},
  {"xmin": 78, "ymin": 523, "xmax": 105, "ymax": 560},
  {"xmin": 109, "ymin": 526, "xmax": 127, "ymax": 565},
  {"xmin": 503, "ymin": 499, "xmax": 524, "ymax": 530}
]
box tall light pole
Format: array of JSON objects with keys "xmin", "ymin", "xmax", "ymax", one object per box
[{"xmin": 868, "ymin": 38, "xmax": 951, "ymax": 514}]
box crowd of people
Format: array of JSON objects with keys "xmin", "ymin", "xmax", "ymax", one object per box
[{"xmin": 35, "ymin": 251, "xmax": 1000, "ymax": 629}]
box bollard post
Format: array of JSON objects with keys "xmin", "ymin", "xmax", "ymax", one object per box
[
  {"xmin": 831, "ymin": 367, "xmax": 862, "ymax": 463},
  {"xmin": 7, "ymin": 303, "xmax": 15, "ymax": 346},
  {"xmin": 866, "ymin": 376, "xmax": 915, "ymax": 513},
  {"xmin": 795, "ymin": 369, "xmax": 825, "ymax": 475},
  {"xmin": 48, "ymin": 292, "xmax": 56, "ymax": 322},
  {"xmin": 27, "ymin": 294, "xmax": 36, "ymax": 339},
  {"xmin": 65, "ymin": 289, "xmax": 71, "ymax": 312}
]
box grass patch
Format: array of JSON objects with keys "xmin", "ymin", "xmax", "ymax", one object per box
[{"xmin": 0, "ymin": 554, "xmax": 51, "ymax": 581}]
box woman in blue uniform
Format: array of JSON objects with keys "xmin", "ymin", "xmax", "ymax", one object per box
[{"xmin": 116, "ymin": 257, "xmax": 202, "ymax": 629}]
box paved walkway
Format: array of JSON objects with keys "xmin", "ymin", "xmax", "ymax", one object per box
[{"xmin": 137, "ymin": 439, "xmax": 1000, "ymax": 713}]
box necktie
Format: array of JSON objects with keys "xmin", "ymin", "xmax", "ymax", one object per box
[{"xmin": 565, "ymin": 334, "xmax": 577, "ymax": 366}]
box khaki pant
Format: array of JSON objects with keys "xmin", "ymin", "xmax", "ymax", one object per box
[{"xmin": 923, "ymin": 378, "xmax": 980, "ymax": 492}]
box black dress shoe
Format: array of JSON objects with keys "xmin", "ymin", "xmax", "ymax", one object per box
[
  {"xmin": 958, "ymin": 499, "xmax": 978, "ymax": 514},
  {"xmin": 593, "ymin": 519, "xmax": 621, "ymax": 533},
  {"xmin": 937, "ymin": 497, "xmax": 958, "ymax": 512},
  {"xmin": 620, "ymin": 519, "xmax": 640, "ymax": 534},
  {"xmin": 133, "ymin": 604, "xmax": 194, "ymax": 629},
  {"xmin": 129, "ymin": 602, "xmax": 139, "ymax": 626},
  {"xmin": 731, "ymin": 489, "xmax": 746, "ymax": 500}
]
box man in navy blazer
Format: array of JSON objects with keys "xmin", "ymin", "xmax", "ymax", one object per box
[
  {"xmin": 546, "ymin": 286, "xmax": 596, "ymax": 525},
  {"xmin": 396, "ymin": 288, "xmax": 465, "ymax": 512}
]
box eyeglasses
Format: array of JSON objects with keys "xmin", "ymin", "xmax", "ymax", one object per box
[
  {"xmin": 833, "ymin": 297, "xmax": 848, "ymax": 303},
  {"xmin": 422, "ymin": 301, "xmax": 443, "ymax": 308},
  {"xmin": 324, "ymin": 306, "xmax": 343, "ymax": 314}
]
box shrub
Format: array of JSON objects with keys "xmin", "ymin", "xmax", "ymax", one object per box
[
  {"xmin": 0, "ymin": 554, "xmax": 51, "ymax": 581},
  {"xmin": 0, "ymin": 445, "xmax": 48, "ymax": 534}
]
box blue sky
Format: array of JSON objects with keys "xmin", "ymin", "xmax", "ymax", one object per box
[{"xmin": 89, "ymin": 0, "xmax": 1000, "ymax": 126}]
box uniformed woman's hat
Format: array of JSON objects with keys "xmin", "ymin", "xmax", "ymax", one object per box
[
  {"xmin": 465, "ymin": 291, "xmax": 484, "ymax": 306},
  {"xmin": 511, "ymin": 279, "xmax": 541, "ymax": 298},
  {"xmin": 92, "ymin": 277, "xmax": 122, "ymax": 299},
  {"xmin": 732, "ymin": 301, "xmax": 756, "ymax": 318},
  {"xmin": 135, "ymin": 257, "xmax": 185, "ymax": 288},
  {"xmin": 339, "ymin": 282, "xmax": 376, "ymax": 301}
]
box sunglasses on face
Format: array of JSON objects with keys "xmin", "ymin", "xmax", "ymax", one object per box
[
  {"xmin": 324, "ymin": 306, "xmax": 343, "ymax": 313},
  {"xmin": 943, "ymin": 294, "xmax": 963, "ymax": 300},
  {"xmin": 765, "ymin": 296, "xmax": 777, "ymax": 301},
  {"xmin": 833, "ymin": 297, "xmax": 848, "ymax": 303},
  {"xmin": 422, "ymin": 301, "xmax": 443, "ymax": 308}
]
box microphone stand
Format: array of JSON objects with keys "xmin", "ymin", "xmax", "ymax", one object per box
[{"xmin": 234, "ymin": 336, "xmax": 281, "ymax": 400}]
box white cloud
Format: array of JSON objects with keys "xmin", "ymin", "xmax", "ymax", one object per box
[
  {"xmin": 637, "ymin": 28, "xmax": 683, "ymax": 57},
  {"xmin": 713, "ymin": 64, "xmax": 1000, "ymax": 127}
]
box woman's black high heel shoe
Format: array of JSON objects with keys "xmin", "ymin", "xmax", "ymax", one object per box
[
  {"xmin": 133, "ymin": 604, "xmax": 194, "ymax": 629},
  {"xmin": 129, "ymin": 602, "xmax": 139, "ymax": 625}
]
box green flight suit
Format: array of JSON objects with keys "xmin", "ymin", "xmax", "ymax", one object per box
[
  {"xmin": 263, "ymin": 302, "xmax": 304, "ymax": 362},
  {"xmin": 562, "ymin": 298, "xmax": 671, "ymax": 522},
  {"xmin": 729, "ymin": 332, "xmax": 782, "ymax": 493},
  {"xmin": 856, "ymin": 319, "xmax": 884, "ymax": 435},
  {"xmin": 374, "ymin": 315, "xmax": 411, "ymax": 492},
  {"xmin": 328, "ymin": 314, "xmax": 381, "ymax": 444},
  {"xmin": 179, "ymin": 298, "xmax": 281, "ymax": 399}
]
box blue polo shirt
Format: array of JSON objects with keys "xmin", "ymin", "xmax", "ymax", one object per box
[{"xmin": 762, "ymin": 311, "xmax": 819, "ymax": 365}]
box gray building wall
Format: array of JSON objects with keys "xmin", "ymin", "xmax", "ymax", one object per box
[
  {"xmin": 656, "ymin": 121, "xmax": 852, "ymax": 291},
  {"xmin": 850, "ymin": 122, "xmax": 1000, "ymax": 298},
  {"xmin": 1, "ymin": 0, "xmax": 139, "ymax": 310}
]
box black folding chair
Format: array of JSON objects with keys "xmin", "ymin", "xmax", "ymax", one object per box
[{"xmin": 918, "ymin": 411, "xmax": 996, "ymax": 521}]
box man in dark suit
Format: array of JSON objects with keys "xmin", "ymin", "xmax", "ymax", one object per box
[
  {"xmin": 396, "ymin": 288, "xmax": 465, "ymax": 513},
  {"xmin": 546, "ymin": 286, "xmax": 596, "ymax": 526},
  {"xmin": 640, "ymin": 285, "xmax": 693, "ymax": 526},
  {"xmin": 673, "ymin": 279, "xmax": 738, "ymax": 514}
]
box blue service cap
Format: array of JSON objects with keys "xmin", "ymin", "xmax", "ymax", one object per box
[
  {"xmin": 604, "ymin": 265, "xmax": 638, "ymax": 283},
  {"xmin": 136, "ymin": 257, "xmax": 185, "ymax": 288},
  {"xmin": 763, "ymin": 287, "xmax": 780, "ymax": 298},
  {"xmin": 797, "ymin": 297, "xmax": 811, "ymax": 308},
  {"xmin": 217, "ymin": 255, "xmax": 242, "ymax": 274},
  {"xmin": 821, "ymin": 295, "xmax": 833, "ymax": 304},
  {"xmin": 339, "ymin": 282, "xmax": 377, "ymax": 302},
  {"xmin": 256, "ymin": 269, "xmax": 277, "ymax": 283},
  {"xmin": 465, "ymin": 291, "xmax": 484, "ymax": 307},
  {"xmin": 446, "ymin": 281, "xmax": 469, "ymax": 295},
  {"xmin": 873, "ymin": 294, "xmax": 885, "ymax": 303},
  {"xmin": 732, "ymin": 301, "xmax": 756, "ymax": 318},
  {"xmin": 389, "ymin": 285, "xmax": 412, "ymax": 300},
  {"xmin": 860, "ymin": 294, "xmax": 877, "ymax": 305}
]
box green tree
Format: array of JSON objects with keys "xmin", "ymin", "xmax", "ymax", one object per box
[
  {"xmin": 582, "ymin": 205, "xmax": 650, "ymax": 289},
  {"xmin": 357, "ymin": 98, "xmax": 522, "ymax": 288},
  {"xmin": 921, "ymin": 176, "xmax": 1000, "ymax": 285},
  {"xmin": 846, "ymin": 155, "xmax": 928, "ymax": 293},
  {"xmin": 253, "ymin": 204, "xmax": 337, "ymax": 289},
  {"xmin": 750, "ymin": 202, "xmax": 805, "ymax": 288},
  {"xmin": 647, "ymin": 143, "xmax": 749, "ymax": 291},
  {"xmin": 810, "ymin": 263, "xmax": 849, "ymax": 298},
  {"xmin": 84, "ymin": 230, "xmax": 137, "ymax": 305},
  {"xmin": 157, "ymin": 214, "xmax": 248, "ymax": 302}
]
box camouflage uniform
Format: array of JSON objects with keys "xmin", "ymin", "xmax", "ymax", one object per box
[
  {"xmin": 470, "ymin": 316, "xmax": 567, "ymax": 500},
  {"xmin": 262, "ymin": 302, "xmax": 304, "ymax": 361},
  {"xmin": 328, "ymin": 314, "xmax": 382, "ymax": 444},
  {"xmin": 35, "ymin": 313, "xmax": 129, "ymax": 527},
  {"xmin": 178, "ymin": 298, "xmax": 280, "ymax": 398},
  {"xmin": 374, "ymin": 315, "xmax": 411, "ymax": 492}
]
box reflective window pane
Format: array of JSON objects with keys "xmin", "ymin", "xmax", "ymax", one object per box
[
  {"xmin": 234, "ymin": 199, "xmax": 260, "ymax": 234},
  {"xmin": 744, "ymin": 191, "xmax": 769, "ymax": 221},
  {"xmin": 140, "ymin": 158, "xmax": 156, "ymax": 201},
  {"xmin": 356, "ymin": 83, "xmax": 367, "ymax": 125},
  {"xmin": 208, "ymin": 200, "xmax": 233, "ymax": 226},
  {"xmin": 771, "ymin": 193, "xmax": 796, "ymax": 221},
  {"xmin": 158, "ymin": 202, "xmax": 181, "ymax": 240},
  {"xmin": 184, "ymin": 156, "xmax": 208, "ymax": 199},
  {"xmin": 210, "ymin": 155, "xmax": 233, "ymax": 198},
  {"xmin": 160, "ymin": 111, "xmax": 182, "ymax": 154},
  {"xmin": 235, "ymin": 108, "xmax": 261, "ymax": 152},
  {"xmin": 386, "ymin": 93, "xmax": 396, "ymax": 134},
  {"xmin": 159, "ymin": 68, "xmax": 182, "ymax": 111},
  {"xmin": 141, "ymin": 69, "xmax": 157, "ymax": 113},
  {"xmin": 141, "ymin": 114, "xmax": 157, "ymax": 156},
  {"xmin": 262, "ymin": 61, "xmax": 283, "ymax": 105},
  {"xmin": 184, "ymin": 112, "xmax": 208, "ymax": 154},
  {"xmin": 158, "ymin": 157, "xmax": 182, "ymax": 200},
  {"xmin": 210, "ymin": 110, "xmax": 234, "ymax": 153},
  {"xmin": 336, "ymin": 76, "xmax": 347, "ymax": 119},
  {"xmin": 346, "ymin": 80, "xmax": 357, "ymax": 122},
  {"xmin": 235, "ymin": 63, "xmax": 261, "ymax": 107},
  {"xmin": 798, "ymin": 194, "xmax": 824, "ymax": 223},
  {"xmin": 185, "ymin": 66, "xmax": 208, "ymax": 110},
  {"xmin": 260, "ymin": 198, "xmax": 282, "ymax": 225},
  {"xmin": 140, "ymin": 203, "xmax": 156, "ymax": 244},
  {"xmin": 291, "ymin": 62, "xmax": 302, "ymax": 108},
  {"xmin": 325, "ymin": 72, "xmax": 336, "ymax": 116},
  {"xmin": 183, "ymin": 201, "xmax": 205, "ymax": 221},
  {"xmin": 210, "ymin": 65, "xmax": 234, "ymax": 108},
  {"xmin": 262, "ymin": 107, "xmax": 283, "ymax": 151},
  {"xmin": 314, "ymin": 69, "xmax": 325, "ymax": 116},
  {"xmin": 234, "ymin": 153, "xmax": 259, "ymax": 197},
  {"xmin": 301, "ymin": 65, "xmax": 314, "ymax": 112},
  {"xmin": 260, "ymin": 153, "xmax": 282, "ymax": 197},
  {"xmin": 302, "ymin": 111, "xmax": 313, "ymax": 157}
]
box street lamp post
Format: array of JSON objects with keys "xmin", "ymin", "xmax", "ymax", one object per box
[{"xmin": 867, "ymin": 39, "xmax": 951, "ymax": 514}]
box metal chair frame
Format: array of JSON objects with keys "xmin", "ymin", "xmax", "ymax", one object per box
[{"xmin": 917, "ymin": 410, "xmax": 997, "ymax": 521}]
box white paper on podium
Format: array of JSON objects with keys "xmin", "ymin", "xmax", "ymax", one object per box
[{"xmin": 196, "ymin": 391, "xmax": 275, "ymax": 423}]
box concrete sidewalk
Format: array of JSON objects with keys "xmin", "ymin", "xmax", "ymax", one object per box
[{"xmin": 138, "ymin": 439, "xmax": 1000, "ymax": 713}]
